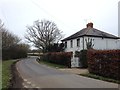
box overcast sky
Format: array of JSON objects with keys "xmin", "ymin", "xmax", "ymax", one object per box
[{"xmin": 0, "ymin": 0, "xmax": 119, "ymax": 43}]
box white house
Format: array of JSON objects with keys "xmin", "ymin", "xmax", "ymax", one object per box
[
  {"xmin": 118, "ymin": 1, "xmax": 120, "ymax": 47},
  {"xmin": 62, "ymin": 23, "xmax": 120, "ymax": 67}
]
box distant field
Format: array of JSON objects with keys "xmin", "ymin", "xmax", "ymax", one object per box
[{"xmin": 2, "ymin": 60, "xmax": 15, "ymax": 89}]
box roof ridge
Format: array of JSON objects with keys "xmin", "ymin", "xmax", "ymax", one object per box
[
  {"xmin": 85, "ymin": 28, "xmax": 92, "ymax": 35},
  {"xmin": 62, "ymin": 28, "xmax": 119, "ymax": 41}
]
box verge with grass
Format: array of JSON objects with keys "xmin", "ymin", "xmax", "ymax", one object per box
[
  {"xmin": 80, "ymin": 73, "xmax": 120, "ymax": 84},
  {"xmin": 38, "ymin": 60, "xmax": 67, "ymax": 68},
  {"xmin": 2, "ymin": 60, "xmax": 16, "ymax": 89}
]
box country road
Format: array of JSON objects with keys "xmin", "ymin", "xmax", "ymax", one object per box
[{"xmin": 16, "ymin": 56, "xmax": 118, "ymax": 88}]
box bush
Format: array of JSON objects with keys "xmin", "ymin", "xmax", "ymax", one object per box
[
  {"xmin": 41, "ymin": 52, "xmax": 73, "ymax": 68},
  {"xmin": 2, "ymin": 45, "xmax": 28, "ymax": 60},
  {"xmin": 87, "ymin": 49, "xmax": 120, "ymax": 80}
]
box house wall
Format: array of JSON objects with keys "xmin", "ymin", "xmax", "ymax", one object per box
[
  {"xmin": 118, "ymin": 1, "xmax": 120, "ymax": 37},
  {"xmin": 64, "ymin": 36, "xmax": 120, "ymax": 67},
  {"xmin": 64, "ymin": 37, "xmax": 83, "ymax": 67},
  {"xmin": 84, "ymin": 36, "xmax": 120, "ymax": 50},
  {"xmin": 65, "ymin": 37, "xmax": 83, "ymax": 52}
]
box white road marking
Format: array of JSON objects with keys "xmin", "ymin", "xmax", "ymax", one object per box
[
  {"xmin": 36, "ymin": 87, "xmax": 40, "ymax": 88},
  {"xmin": 24, "ymin": 85, "xmax": 28, "ymax": 88},
  {"xmin": 27, "ymin": 81, "xmax": 31, "ymax": 84},
  {"xmin": 23, "ymin": 79, "xmax": 27, "ymax": 82}
]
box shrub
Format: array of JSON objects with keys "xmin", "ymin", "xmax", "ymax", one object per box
[
  {"xmin": 41, "ymin": 52, "xmax": 73, "ymax": 68},
  {"xmin": 87, "ymin": 49, "xmax": 120, "ymax": 80},
  {"xmin": 2, "ymin": 44, "xmax": 28, "ymax": 60}
]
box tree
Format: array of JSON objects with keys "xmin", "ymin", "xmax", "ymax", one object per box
[
  {"xmin": 0, "ymin": 19, "xmax": 3, "ymax": 51},
  {"xmin": 25, "ymin": 20, "xmax": 63, "ymax": 52},
  {"xmin": 1, "ymin": 29, "xmax": 21, "ymax": 49},
  {"xmin": 0, "ymin": 19, "xmax": 4, "ymax": 30},
  {"xmin": 85, "ymin": 38, "xmax": 94, "ymax": 49},
  {"xmin": 46, "ymin": 43, "xmax": 64, "ymax": 52},
  {"xmin": 1, "ymin": 26, "xmax": 29, "ymax": 60}
]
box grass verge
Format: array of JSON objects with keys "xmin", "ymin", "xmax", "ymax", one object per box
[
  {"xmin": 2, "ymin": 60, "xmax": 16, "ymax": 89},
  {"xmin": 80, "ymin": 73, "xmax": 120, "ymax": 84},
  {"xmin": 38, "ymin": 60, "xmax": 67, "ymax": 68}
]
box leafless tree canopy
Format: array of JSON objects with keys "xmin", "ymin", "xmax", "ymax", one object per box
[
  {"xmin": 1, "ymin": 28, "xmax": 21, "ymax": 49},
  {"xmin": 0, "ymin": 19, "xmax": 3, "ymax": 50},
  {"xmin": 25, "ymin": 20, "xmax": 63, "ymax": 52},
  {"xmin": 0, "ymin": 19, "xmax": 4, "ymax": 30}
]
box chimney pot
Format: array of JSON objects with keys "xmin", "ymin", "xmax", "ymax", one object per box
[{"xmin": 86, "ymin": 22, "xmax": 93, "ymax": 28}]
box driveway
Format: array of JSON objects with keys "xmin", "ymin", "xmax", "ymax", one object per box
[{"xmin": 16, "ymin": 56, "xmax": 118, "ymax": 88}]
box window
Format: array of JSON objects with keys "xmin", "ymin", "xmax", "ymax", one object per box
[
  {"xmin": 70, "ymin": 40, "xmax": 73, "ymax": 48},
  {"xmin": 77, "ymin": 39, "xmax": 80, "ymax": 47},
  {"xmin": 65, "ymin": 41, "xmax": 67, "ymax": 48}
]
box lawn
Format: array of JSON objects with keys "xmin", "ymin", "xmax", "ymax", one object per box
[
  {"xmin": 2, "ymin": 60, "xmax": 15, "ymax": 89},
  {"xmin": 38, "ymin": 60, "xmax": 67, "ymax": 68},
  {"xmin": 80, "ymin": 73, "xmax": 120, "ymax": 84}
]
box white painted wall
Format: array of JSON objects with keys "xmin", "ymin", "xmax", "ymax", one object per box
[
  {"xmin": 64, "ymin": 36, "xmax": 120, "ymax": 67},
  {"xmin": 65, "ymin": 37, "xmax": 83, "ymax": 52},
  {"xmin": 118, "ymin": 1, "xmax": 120, "ymax": 37},
  {"xmin": 84, "ymin": 36, "xmax": 120, "ymax": 50}
]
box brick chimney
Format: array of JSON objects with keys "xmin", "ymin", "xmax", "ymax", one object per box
[{"xmin": 86, "ymin": 22, "xmax": 93, "ymax": 28}]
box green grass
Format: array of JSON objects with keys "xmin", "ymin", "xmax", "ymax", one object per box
[
  {"xmin": 2, "ymin": 60, "xmax": 15, "ymax": 89},
  {"xmin": 80, "ymin": 73, "xmax": 120, "ymax": 84},
  {"xmin": 38, "ymin": 60, "xmax": 67, "ymax": 68}
]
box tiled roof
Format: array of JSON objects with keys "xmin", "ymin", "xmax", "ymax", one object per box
[{"xmin": 62, "ymin": 28, "xmax": 119, "ymax": 41}]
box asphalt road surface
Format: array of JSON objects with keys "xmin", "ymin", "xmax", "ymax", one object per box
[{"xmin": 16, "ymin": 56, "xmax": 118, "ymax": 88}]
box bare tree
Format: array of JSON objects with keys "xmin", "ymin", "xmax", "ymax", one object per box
[
  {"xmin": 85, "ymin": 38, "xmax": 94, "ymax": 49},
  {"xmin": 25, "ymin": 20, "xmax": 63, "ymax": 52},
  {"xmin": 1, "ymin": 29, "xmax": 21, "ymax": 49},
  {"xmin": 0, "ymin": 19, "xmax": 4, "ymax": 52},
  {"xmin": 0, "ymin": 19, "xmax": 4, "ymax": 30}
]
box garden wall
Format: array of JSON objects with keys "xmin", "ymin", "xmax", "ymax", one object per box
[{"xmin": 87, "ymin": 49, "xmax": 120, "ymax": 80}]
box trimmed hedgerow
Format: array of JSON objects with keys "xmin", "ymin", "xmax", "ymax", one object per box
[
  {"xmin": 87, "ymin": 49, "xmax": 120, "ymax": 81},
  {"xmin": 41, "ymin": 52, "xmax": 73, "ymax": 68}
]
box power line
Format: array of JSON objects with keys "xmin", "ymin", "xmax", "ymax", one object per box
[{"xmin": 27, "ymin": 0, "xmax": 75, "ymax": 32}]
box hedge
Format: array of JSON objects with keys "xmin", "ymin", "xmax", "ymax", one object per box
[
  {"xmin": 41, "ymin": 52, "xmax": 73, "ymax": 68},
  {"xmin": 2, "ymin": 46, "xmax": 27, "ymax": 60},
  {"xmin": 87, "ymin": 49, "xmax": 120, "ymax": 80}
]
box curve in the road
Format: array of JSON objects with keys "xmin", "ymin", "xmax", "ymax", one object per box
[{"xmin": 16, "ymin": 56, "xmax": 118, "ymax": 88}]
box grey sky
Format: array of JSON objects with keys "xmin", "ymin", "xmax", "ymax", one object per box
[{"xmin": 0, "ymin": 0, "xmax": 119, "ymax": 43}]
